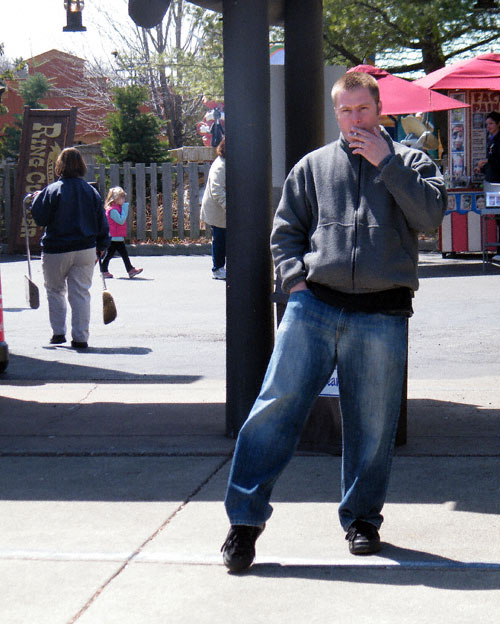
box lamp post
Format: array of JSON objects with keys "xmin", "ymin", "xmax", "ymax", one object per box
[
  {"xmin": 63, "ymin": 0, "xmax": 87, "ymax": 32},
  {"xmin": 473, "ymin": 0, "xmax": 499, "ymax": 10}
]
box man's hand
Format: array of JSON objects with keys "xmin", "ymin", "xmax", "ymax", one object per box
[
  {"xmin": 290, "ymin": 280, "xmax": 308, "ymax": 293},
  {"xmin": 347, "ymin": 124, "xmax": 390, "ymax": 167}
]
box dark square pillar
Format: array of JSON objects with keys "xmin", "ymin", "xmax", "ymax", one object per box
[{"xmin": 223, "ymin": 0, "xmax": 274, "ymax": 436}]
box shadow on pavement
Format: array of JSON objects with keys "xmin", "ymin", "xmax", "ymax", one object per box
[
  {"xmin": 0, "ymin": 455, "xmax": 229, "ymax": 502},
  {"xmin": 405, "ymin": 397, "xmax": 500, "ymax": 439},
  {"xmin": 1, "ymin": 353, "xmax": 202, "ymax": 384},
  {"xmin": 0, "ymin": 254, "xmax": 33, "ymax": 264},
  {"xmin": 247, "ymin": 546, "xmax": 500, "ymax": 589},
  {"xmin": 42, "ymin": 346, "xmax": 153, "ymax": 355},
  {"xmin": 0, "ymin": 397, "xmax": 225, "ymax": 440},
  {"xmin": 418, "ymin": 258, "xmax": 500, "ymax": 278},
  {"xmin": 0, "ymin": 395, "xmax": 498, "ymax": 514}
]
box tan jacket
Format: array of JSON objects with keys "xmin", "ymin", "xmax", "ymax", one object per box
[{"xmin": 201, "ymin": 156, "xmax": 226, "ymax": 228}]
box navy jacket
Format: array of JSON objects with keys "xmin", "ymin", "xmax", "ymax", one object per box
[{"xmin": 32, "ymin": 177, "xmax": 110, "ymax": 254}]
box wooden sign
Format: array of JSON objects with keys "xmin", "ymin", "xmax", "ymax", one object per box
[{"xmin": 8, "ymin": 107, "xmax": 77, "ymax": 253}]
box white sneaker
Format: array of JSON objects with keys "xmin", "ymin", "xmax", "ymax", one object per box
[{"xmin": 212, "ymin": 267, "xmax": 226, "ymax": 280}]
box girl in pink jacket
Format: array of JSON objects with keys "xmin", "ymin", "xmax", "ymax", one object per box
[{"xmin": 101, "ymin": 187, "xmax": 143, "ymax": 278}]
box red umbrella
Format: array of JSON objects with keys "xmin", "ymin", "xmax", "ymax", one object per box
[
  {"xmin": 347, "ymin": 65, "xmax": 469, "ymax": 115},
  {"xmin": 414, "ymin": 54, "xmax": 500, "ymax": 91}
]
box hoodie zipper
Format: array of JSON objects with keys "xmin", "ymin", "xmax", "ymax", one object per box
[{"xmin": 351, "ymin": 155, "xmax": 362, "ymax": 289}]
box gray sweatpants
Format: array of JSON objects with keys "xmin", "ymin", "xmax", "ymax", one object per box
[{"xmin": 42, "ymin": 247, "xmax": 96, "ymax": 342}]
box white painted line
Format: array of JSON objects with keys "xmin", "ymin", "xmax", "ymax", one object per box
[
  {"xmin": 2, "ymin": 550, "xmax": 500, "ymax": 570},
  {"xmin": 0, "ymin": 550, "xmax": 132, "ymax": 562}
]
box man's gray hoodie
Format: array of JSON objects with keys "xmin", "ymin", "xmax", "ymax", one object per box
[{"xmin": 271, "ymin": 128, "xmax": 447, "ymax": 294}]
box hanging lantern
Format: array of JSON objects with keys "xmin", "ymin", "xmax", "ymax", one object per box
[
  {"xmin": 129, "ymin": 0, "xmax": 171, "ymax": 29},
  {"xmin": 63, "ymin": 0, "xmax": 87, "ymax": 32}
]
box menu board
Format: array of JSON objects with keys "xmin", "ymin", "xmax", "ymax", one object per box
[
  {"xmin": 471, "ymin": 112, "xmax": 487, "ymax": 185},
  {"xmin": 449, "ymin": 93, "xmax": 468, "ymax": 187},
  {"xmin": 470, "ymin": 91, "xmax": 500, "ymax": 185},
  {"xmin": 447, "ymin": 91, "xmax": 500, "ymax": 188}
]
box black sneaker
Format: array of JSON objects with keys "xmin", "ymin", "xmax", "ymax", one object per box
[
  {"xmin": 50, "ymin": 334, "xmax": 66, "ymax": 344},
  {"xmin": 221, "ymin": 524, "xmax": 265, "ymax": 572},
  {"xmin": 71, "ymin": 340, "xmax": 88, "ymax": 349},
  {"xmin": 346, "ymin": 520, "xmax": 381, "ymax": 555}
]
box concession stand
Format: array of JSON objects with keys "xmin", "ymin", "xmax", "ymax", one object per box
[
  {"xmin": 348, "ymin": 64, "xmax": 470, "ymax": 116},
  {"xmin": 415, "ymin": 54, "xmax": 500, "ymax": 257}
]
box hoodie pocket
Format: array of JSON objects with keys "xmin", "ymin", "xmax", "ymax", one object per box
[
  {"xmin": 353, "ymin": 224, "xmax": 416, "ymax": 290},
  {"xmin": 303, "ymin": 221, "xmax": 355, "ymax": 290}
]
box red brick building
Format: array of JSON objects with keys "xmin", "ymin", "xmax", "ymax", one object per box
[{"xmin": 0, "ymin": 49, "xmax": 114, "ymax": 144}]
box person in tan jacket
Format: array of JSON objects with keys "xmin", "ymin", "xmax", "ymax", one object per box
[{"xmin": 201, "ymin": 137, "xmax": 226, "ymax": 280}]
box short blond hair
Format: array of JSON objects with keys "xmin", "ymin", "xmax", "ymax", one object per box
[{"xmin": 331, "ymin": 72, "xmax": 380, "ymax": 108}]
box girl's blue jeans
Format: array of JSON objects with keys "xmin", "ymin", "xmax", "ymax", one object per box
[{"xmin": 224, "ymin": 289, "xmax": 407, "ymax": 531}]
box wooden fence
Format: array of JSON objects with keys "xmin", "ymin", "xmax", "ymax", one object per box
[
  {"xmin": 0, "ymin": 161, "xmax": 213, "ymax": 243},
  {"xmin": 0, "ymin": 162, "xmax": 16, "ymax": 242}
]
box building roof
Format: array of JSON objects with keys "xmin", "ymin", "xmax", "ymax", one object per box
[
  {"xmin": 0, "ymin": 49, "xmax": 114, "ymax": 144},
  {"xmin": 26, "ymin": 49, "xmax": 86, "ymax": 67}
]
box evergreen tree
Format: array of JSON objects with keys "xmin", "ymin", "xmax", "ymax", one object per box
[
  {"xmin": 101, "ymin": 85, "xmax": 170, "ymax": 164},
  {"xmin": 0, "ymin": 72, "xmax": 49, "ymax": 162},
  {"xmin": 18, "ymin": 72, "xmax": 50, "ymax": 108},
  {"xmin": 0, "ymin": 124, "xmax": 22, "ymax": 161}
]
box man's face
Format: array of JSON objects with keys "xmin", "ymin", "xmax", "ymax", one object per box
[{"xmin": 334, "ymin": 87, "xmax": 381, "ymax": 139}]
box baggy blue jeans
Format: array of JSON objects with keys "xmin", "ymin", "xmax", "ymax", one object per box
[{"xmin": 224, "ymin": 289, "xmax": 407, "ymax": 531}]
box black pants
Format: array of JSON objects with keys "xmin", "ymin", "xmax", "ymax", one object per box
[
  {"xmin": 102, "ymin": 241, "xmax": 133, "ymax": 273},
  {"xmin": 211, "ymin": 225, "xmax": 226, "ymax": 271}
]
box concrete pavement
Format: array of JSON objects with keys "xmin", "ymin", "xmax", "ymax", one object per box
[{"xmin": 1, "ymin": 252, "xmax": 500, "ymax": 623}]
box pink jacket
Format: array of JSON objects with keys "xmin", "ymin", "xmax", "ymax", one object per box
[{"xmin": 105, "ymin": 202, "xmax": 128, "ymax": 239}]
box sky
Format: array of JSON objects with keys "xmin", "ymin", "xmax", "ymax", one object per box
[{"xmin": 2, "ymin": 0, "xmax": 131, "ymax": 63}]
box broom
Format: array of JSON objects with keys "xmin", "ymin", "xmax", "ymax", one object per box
[
  {"xmin": 22, "ymin": 195, "xmax": 40, "ymax": 309},
  {"xmin": 98, "ymin": 258, "xmax": 117, "ymax": 324}
]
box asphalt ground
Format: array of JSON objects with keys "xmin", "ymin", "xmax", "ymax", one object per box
[{"xmin": 0, "ymin": 251, "xmax": 500, "ymax": 623}]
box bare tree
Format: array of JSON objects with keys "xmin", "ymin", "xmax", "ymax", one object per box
[
  {"xmin": 93, "ymin": 0, "xmax": 223, "ymax": 148},
  {"xmin": 32, "ymin": 54, "xmax": 116, "ymax": 142}
]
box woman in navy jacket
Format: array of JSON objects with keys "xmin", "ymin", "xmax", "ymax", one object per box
[{"xmin": 31, "ymin": 147, "xmax": 110, "ymax": 349}]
